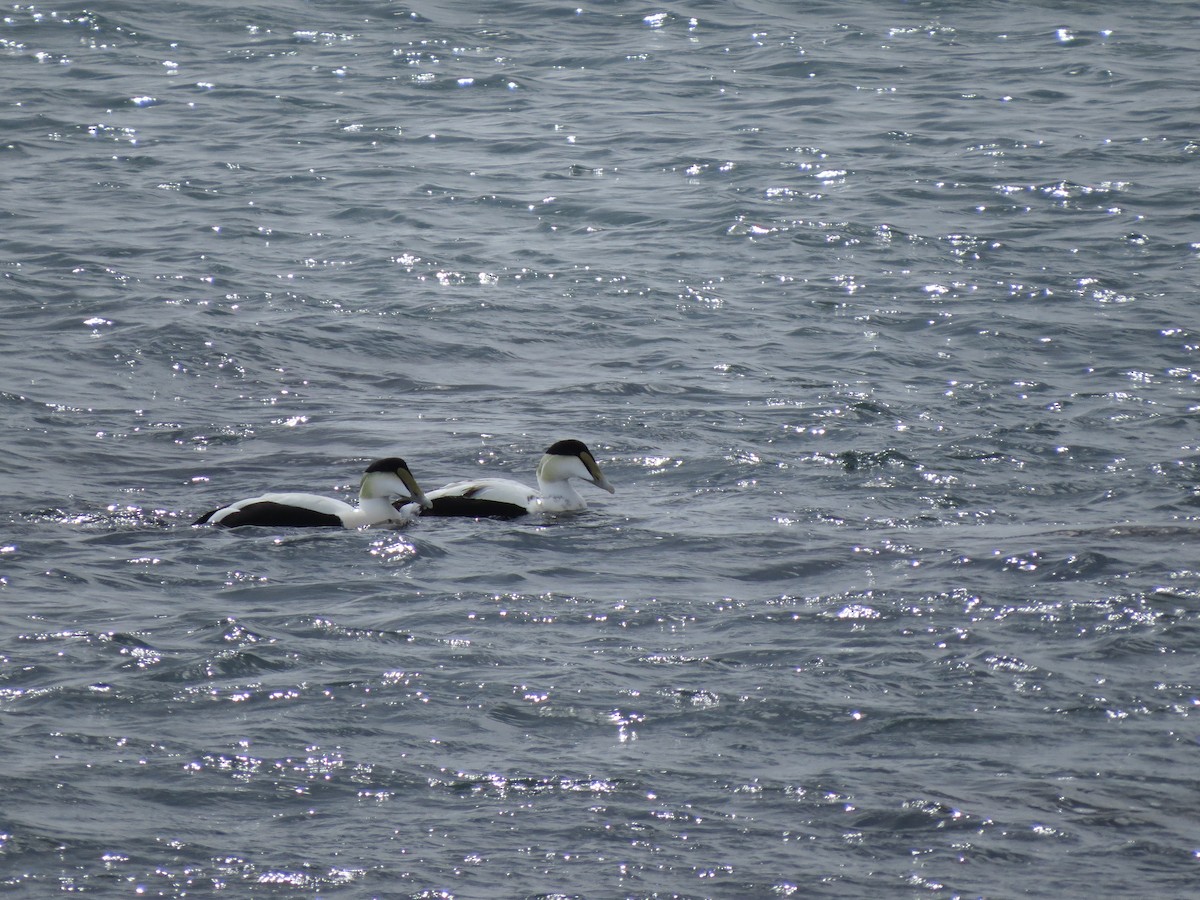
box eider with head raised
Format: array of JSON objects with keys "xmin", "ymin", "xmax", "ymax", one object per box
[
  {"xmin": 398, "ymin": 439, "xmax": 615, "ymax": 519},
  {"xmin": 193, "ymin": 457, "xmax": 431, "ymax": 528}
]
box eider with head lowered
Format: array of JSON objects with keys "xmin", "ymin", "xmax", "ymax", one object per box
[
  {"xmin": 399, "ymin": 439, "xmax": 615, "ymax": 519},
  {"xmin": 193, "ymin": 457, "xmax": 431, "ymax": 528}
]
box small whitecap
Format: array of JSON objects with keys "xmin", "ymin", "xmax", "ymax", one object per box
[
  {"xmin": 130, "ymin": 95, "xmax": 157, "ymax": 106},
  {"xmin": 639, "ymin": 456, "xmax": 673, "ymax": 468},
  {"xmin": 644, "ymin": 13, "xmax": 668, "ymax": 28},
  {"xmin": 457, "ymin": 77, "xmax": 475, "ymax": 86},
  {"xmin": 370, "ymin": 538, "xmax": 417, "ymax": 562},
  {"xmin": 836, "ymin": 605, "xmax": 880, "ymax": 619}
]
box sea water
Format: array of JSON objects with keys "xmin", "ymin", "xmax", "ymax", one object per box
[{"xmin": 2, "ymin": 2, "xmax": 1199, "ymax": 897}]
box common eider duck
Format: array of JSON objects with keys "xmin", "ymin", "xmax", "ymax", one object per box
[
  {"xmin": 193, "ymin": 457, "xmax": 431, "ymax": 528},
  {"xmin": 397, "ymin": 439, "xmax": 615, "ymax": 519}
]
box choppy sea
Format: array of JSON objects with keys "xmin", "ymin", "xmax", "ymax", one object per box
[{"xmin": 3, "ymin": 2, "xmax": 1200, "ymax": 897}]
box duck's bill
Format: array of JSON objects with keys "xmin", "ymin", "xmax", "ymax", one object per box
[
  {"xmin": 583, "ymin": 453, "xmax": 616, "ymax": 494},
  {"xmin": 592, "ymin": 474, "xmax": 616, "ymax": 494},
  {"xmin": 402, "ymin": 471, "xmax": 434, "ymax": 509}
]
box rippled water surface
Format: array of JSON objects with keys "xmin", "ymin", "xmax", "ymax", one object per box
[{"xmin": 3, "ymin": 1, "xmax": 1200, "ymax": 897}]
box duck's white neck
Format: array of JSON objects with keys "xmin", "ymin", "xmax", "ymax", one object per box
[
  {"xmin": 534, "ymin": 456, "xmax": 588, "ymax": 512},
  {"xmin": 535, "ymin": 479, "xmax": 586, "ymax": 512},
  {"xmin": 352, "ymin": 474, "xmax": 411, "ymax": 525},
  {"xmin": 315, "ymin": 495, "xmax": 402, "ymax": 528}
]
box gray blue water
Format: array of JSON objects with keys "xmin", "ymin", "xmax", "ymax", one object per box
[{"xmin": 3, "ymin": 1, "xmax": 1200, "ymax": 896}]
